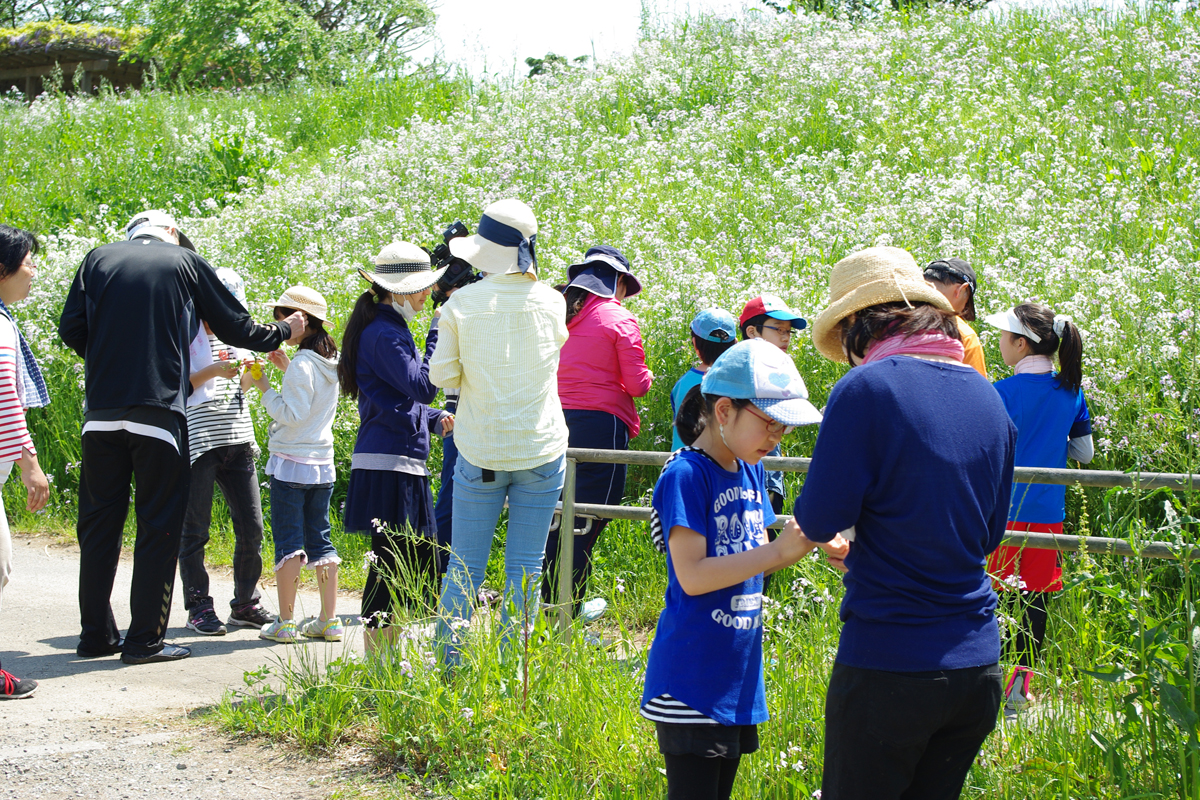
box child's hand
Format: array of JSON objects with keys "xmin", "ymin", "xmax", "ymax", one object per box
[
  {"xmin": 441, "ymin": 415, "xmax": 455, "ymax": 435},
  {"xmin": 266, "ymin": 349, "xmax": 290, "ymax": 373},
  {"xmin": 774, "ymin": 518, "xmax": 817, "ymax": 565},
  {"xmin": 819, "ymin": 533, "xmax": 851, "ymax": 574},
  {"xmin": 212, "ymin": 359, "xmax": 240, "ymax": 381},
  {"xmin": 239, "ymin": 362, "xmax": 255, "ymax": 391}
]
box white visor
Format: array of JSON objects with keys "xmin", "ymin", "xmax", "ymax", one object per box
[{"xmin": 984, "ymin": 309, "xmax": 1041, "ymax": 343}]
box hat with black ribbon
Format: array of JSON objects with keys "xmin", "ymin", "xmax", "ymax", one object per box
[
  {"xmin": 449, "ymin": 199, "xmax": 538, "ymax": 276},
  {"xmin": 566, "ymin": 245, "xmax": 642, "ymax": 299},
  {"xmin": 359, "ymin": 241, "xmax": 448, "ymax": 295}
]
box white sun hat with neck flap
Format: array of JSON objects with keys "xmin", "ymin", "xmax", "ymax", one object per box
[{"xmin": 448, "ymin": 198, "xmax": 539, "ymax": 276}]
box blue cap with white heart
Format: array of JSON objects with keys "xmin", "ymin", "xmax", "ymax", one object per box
[{"xmin": 701, "ymin": 339, "xmax": 823, "ymax": 426}]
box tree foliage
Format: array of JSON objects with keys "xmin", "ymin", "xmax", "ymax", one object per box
[{"xmin": 3, "ymin": 0, "xmax": 434, "ymax": 86}]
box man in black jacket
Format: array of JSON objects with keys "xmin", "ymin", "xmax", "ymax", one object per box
[{"xmin": 59, "ymin": 210, "xmax": 307, "ymax": 665}]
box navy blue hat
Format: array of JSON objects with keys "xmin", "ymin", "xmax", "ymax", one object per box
[{"xmin": 566, "ymin": 245, "xmax": 642, "ymax": 298}]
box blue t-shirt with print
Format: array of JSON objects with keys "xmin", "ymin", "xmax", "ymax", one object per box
[
  {"xmin": 642, "ymin": 449, "xmax": 776, "ymax": 726},
  {"xmin": 669, "ymin": 368, "xmax": 705, "ymax": 451},
  {"xmin": 994, "ymin": 373, "xmax": 1091, "ymax": 524}
]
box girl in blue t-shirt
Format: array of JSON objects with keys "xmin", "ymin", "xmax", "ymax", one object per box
[
  {"xmin": 984, "ymin": 303, "xmax": 1092, "ymax": 714},
  {"xmin": 642, "ymin": 339, "xmax": 840, "ymax": 800}
]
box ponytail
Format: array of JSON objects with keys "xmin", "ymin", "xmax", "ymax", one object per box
[
  {"xmin": 675, "ymin": 385, "xmax": 707, "ymax": 446},
  {"xmin": 1012, "ymin": 302, "xmax": 1084, "ymax": 393},
  {"xmin": 674, "ymin": 385, "xmax": 751, "ymax": 447},
  {"xmin": 1054, "ymin": 318, "xmax": 1083, "ymax": 394},
  {"xmin": 338, "ymin": 287, "xmax": 392, "ymax": 400}
]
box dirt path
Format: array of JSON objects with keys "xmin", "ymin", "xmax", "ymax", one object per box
[{"xmin": 0, "ymin": 533, "xmax": 384, "ymax": 799}]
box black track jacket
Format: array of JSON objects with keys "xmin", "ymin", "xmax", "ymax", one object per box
[{"xmin": 59, "ymin": 238, "xmax": 291, "ymax": 418}]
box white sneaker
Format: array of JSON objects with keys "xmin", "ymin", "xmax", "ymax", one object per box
[{"xmin": 580, "ymin": 598, "xmax": 608, "ymax": 621}]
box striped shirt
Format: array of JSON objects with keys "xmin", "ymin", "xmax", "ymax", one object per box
[
  {"xmin": 430, "ymin": 273, "xmax": 569, "ymax": 472},
  {"xmin": 640, "ymin": 694, "xmax": 717, "ymax": 725},
  {"xmin": 0, "ymin": 315, "xmax": 34, "ymax": 463},
  {"xmin": 186, "ymin": 334, "xmax": 256, "ymax": 464}
]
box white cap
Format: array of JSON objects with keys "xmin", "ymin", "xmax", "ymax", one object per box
[
  {"xmin": 984, "ymin": 308, "xmax": 1041, "ymax": 343},
  {"xmin": 125, "ymin": 210, "xmax": 196, "ymax": 252}
]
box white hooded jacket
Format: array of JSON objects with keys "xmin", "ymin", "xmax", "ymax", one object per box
[{"xmin": 262, "ymin": 349, "xmax": 340, "ymax": 461}]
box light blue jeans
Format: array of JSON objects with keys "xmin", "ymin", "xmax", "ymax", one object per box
[{"xmin": 436, "ymin": 452, "xmax": 566, "ymax": 665}]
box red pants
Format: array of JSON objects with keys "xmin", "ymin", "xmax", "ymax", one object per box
[{"xmin": 988, "ymin": 521, "xmax": 1064, "ymax": 593}]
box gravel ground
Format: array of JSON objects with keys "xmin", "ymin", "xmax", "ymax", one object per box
[{"xmin": 0, "ymin": 534, "xmax": 393, "ymax": 800}]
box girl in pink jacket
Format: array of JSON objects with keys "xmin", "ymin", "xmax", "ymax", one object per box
[{"xmin": 544, "ymin": 246, "xmax": 653, "ymax": 619}]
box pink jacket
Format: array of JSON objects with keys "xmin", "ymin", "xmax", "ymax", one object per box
[{"xmin": 558, "ymin": 294, "xmax": 653, "ymax": 438}]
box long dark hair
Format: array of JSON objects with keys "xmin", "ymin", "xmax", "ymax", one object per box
[
  {"xmin": 337, "ymin": 287, "xmax": 392, "ymax": 400},
  {"xmin": 274, "ymin": 306, "xmax": 338, "ymax": 360},
  {"xmin": 675, "ymin": 385, "xmax": 752, "ymax": 447},
  {"xmin": 1011, "ymin": 302, "xmax": 1083, "ymax": 393},
  {"xmin": 839, "ymin": 302, "xmax": 961, "ymax": 363},
  {"xmin": 0, "ymin": 224, "xmax": 39, "ymax": 280}
]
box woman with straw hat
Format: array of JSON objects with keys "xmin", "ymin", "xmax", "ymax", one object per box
[
  {"xmin": 793, "ymin": 246, "xmax": 1017, "ymax": 800},
  {"xmin": 338, "ymin": 242, "xmax": 453, "ymax": 655}
]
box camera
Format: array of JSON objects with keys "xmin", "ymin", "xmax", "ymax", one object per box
[{"xmin": 430, "ymin": 220, "xmax": 482, "ymax": 306}]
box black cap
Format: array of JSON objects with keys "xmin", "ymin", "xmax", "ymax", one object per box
[{"xmin": 924, "ymin": 257, "xmax": 976, "ymax": 321}]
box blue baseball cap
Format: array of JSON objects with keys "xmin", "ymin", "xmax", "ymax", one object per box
[
  {"xmin": 690, "ymin": 308, "xmax": 737, "ymax": 343},
  {"xmin": 702, "ymin": 339, "xmax": 823, "ymax": 426}
]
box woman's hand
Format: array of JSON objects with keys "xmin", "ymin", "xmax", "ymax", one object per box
[
  {"xmin": 266, "ymin": 349, "xmax": 290, "ymax": 373},
  {"xmin": 820, "ymin": 533, "xmax": 851, "ymax": 573},
  {"xmin": 441, "ymin": 415, "xmax": 455, "ymax": 435},
  {"xmin": 18, "ymin": 449, "xmax": 48, "ymax": 512}
]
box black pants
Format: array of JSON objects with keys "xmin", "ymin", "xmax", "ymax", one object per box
[
  {"xmin": 541, "ymin": 409, "xmax": 629, "ymax": 609},
  {"xmin": 657, "ymin": 721, "xmax": 757, "ymax": 800},
  {"xmin": 77, "ymin": 430, "xmax": 190, "ymax": 658},
  {"xmin": 178, "ymin": 443, "xmax": 263, "ymax": 613},
  {"xmin": 822, "ymin": 661, "xmax": 1002, "ymax": 800}
]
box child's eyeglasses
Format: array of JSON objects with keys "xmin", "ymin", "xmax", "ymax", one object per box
[
  {"xmin": 744, "ymin": 405, "xmax": 795, "ymax": 435},
  {"xmin": 761, "ymin": 324, "xmax": 792, "ymax": 339}
]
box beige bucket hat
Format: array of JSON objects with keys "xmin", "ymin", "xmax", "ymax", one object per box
[
  {"xmin": 359, "ymin": 241, "xmax": 447, "ymax": 295},
  {"xmin": 811, "ymin": 246, "xmax": 954, "ymax": 363},
  {"xmin": 274, "ymin": 285, "xmax": 329, "ymax": 322}
]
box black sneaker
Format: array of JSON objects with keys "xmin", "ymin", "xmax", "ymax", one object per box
[
  {"xmin": 227, "ymin": 603, "xmax": 273, "ymax": 629},
  {"xmin": 121, "ymin": 644, "xmax": 191, "ymax": 665},
  {"xmin": 0, "ymin": 668, "xmax": 37, "ymax": 700},
  {"xmin": 185, "ymin": 608, "xmax": 227, "ymax": 636},
  {"xmin": 76, "ymin": 638, "xmax": 124, "ymax": 659}
]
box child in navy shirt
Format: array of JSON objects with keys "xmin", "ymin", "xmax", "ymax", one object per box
[
  {"xmin": 985, "ymin": 303, "xmax": 1092, "ymax": 714},
  {"xmin": 643, "ymin": 340, "xmax": 840, "ymax": 800},
  {"xmin": 669, "ymin": 308, "xmax": 737, "ymax": 451}
]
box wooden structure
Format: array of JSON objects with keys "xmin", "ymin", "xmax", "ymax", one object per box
[{"xmin": 0, "ymin": 44, "xmax": 145, "ymax": 99}]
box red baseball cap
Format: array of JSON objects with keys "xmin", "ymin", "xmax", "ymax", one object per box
[{"xmin": 738, "ymin": 294, "xmax": 807, "ymax": 329}]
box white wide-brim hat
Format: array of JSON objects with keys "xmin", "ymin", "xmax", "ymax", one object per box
[
  {"xmin": 448, "ymin": 198, "xmax": 538, "ymax": 276},
  {"xmin": 359, "ymin": 241, "xmax": 447, "ymax": 295},
  {"xmin": 274, "ymin": 285, "xmax": 329, "ymax": 322},
  {"xmin": 810, "ymin": 246, "xmax": 954, "ymax": 363}
]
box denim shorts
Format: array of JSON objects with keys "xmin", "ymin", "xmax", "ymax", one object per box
[{"xmin": 269, "ymin": 478, "xmax": 339, "ymax": 570}]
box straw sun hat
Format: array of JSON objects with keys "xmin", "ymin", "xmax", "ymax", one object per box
[
  {"xmin": 810, "ymin": 246, "xmax": 954, "ymax": 363},
  {"xmin": 359, "ymin": 241, "xmax": 448, "ymax": 296},
  {"xmin": 274, "ymin": 285, "xmax": 329, "ymax": 322}
]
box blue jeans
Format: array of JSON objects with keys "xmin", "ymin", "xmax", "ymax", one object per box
[
  {"xmin": 269, "ymin": 478, "xmax": 338, "ymax": 569},
  {"xmin": 436, "ymin": 452, "xmax": 566, "ymax": 664}
]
